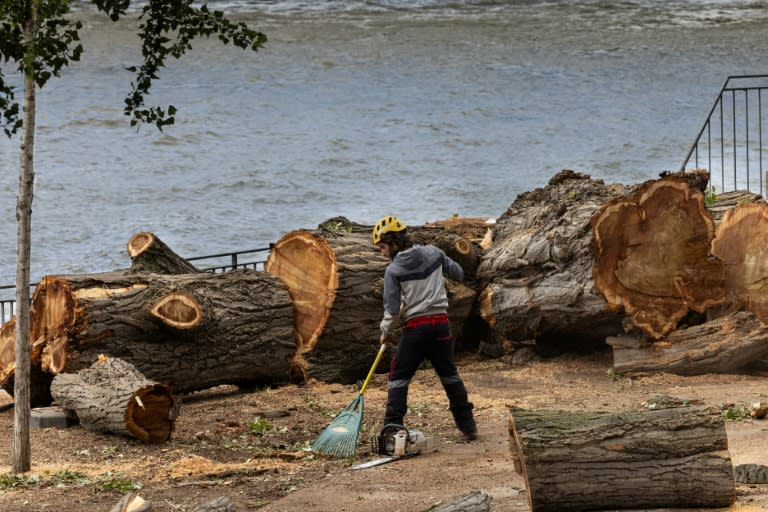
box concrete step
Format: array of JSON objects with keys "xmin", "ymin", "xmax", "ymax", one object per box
[{"xmin": 30, "ymin": 406, "xmax": 79, "ymax": 429}]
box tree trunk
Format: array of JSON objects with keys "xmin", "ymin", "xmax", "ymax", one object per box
[
  {"xmin": 476, "ymin": 170, "xmax": 631, "ymax": 350},
  {"xmin": 1, "ymin": 269, "xmax": 296, "ymax": 396},
  {"xmin": 127, "ymin": 231, "xmax": 201, "ymax": 274},
  {"xmin": 51, "ymin": 357, "xmax": 178, "ymax": 443},
  {"xmin": 711, "ymin": 202, "xmax": 768, "ymax": 323},
  {"xmin": 508, "ymin": 405, "xmax": 735, "ymax": 512},
  {"xmin": 592, "ymin": 175, "xmax": 725, "ymax": 340},
  {"xmin": 265, "ymin": 217, "xmax": 478, "ymax": 383},
  {"xmin": 12, "ymin": 15, "xmax": 40, "ymax": 474},
  {"xmin": 607, "ymin": 311, "xmax": 768, "ymax": 375}
]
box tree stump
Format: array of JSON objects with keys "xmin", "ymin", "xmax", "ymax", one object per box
[
  {"xmin": 592, "ymin": 175, "xmax": 725, "ymax": 339},
  {"xmin": 476, "ymin": 170, "xmax": 630, "ymax": 350},
  {"xmin": 51, "ymin": 357, "xmax": 178, "ymax": 443},
  {"xmin": 508, "ymin": 404, "xmax": 735, "ymax": 512},
  {"xmin": 607, "ymin": 310, "xmax": 768, "ymax": 375}
]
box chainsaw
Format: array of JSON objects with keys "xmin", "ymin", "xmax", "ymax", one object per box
[{"xmin": 350, "ymin": 424, "xmax": 434, "ymax": 470}]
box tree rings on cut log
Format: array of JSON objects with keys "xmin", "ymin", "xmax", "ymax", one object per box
[
  {"xmin": 508, "ymin": 404, "xmax": 734, "ymax": 512},
  {"xmin": 51, "ymin": 357, "xmax": 178, "ymax": 443},
  {"xmin": 711, "ymin": 202, "xmax": 768, "ymax": 323},
  {"xmin": 266, "ymin": 227, "xmax": 389, "ymax": 383},
  {"xmin": 592, "ymin": 176, "xmax": 725, "ymax": 339}
]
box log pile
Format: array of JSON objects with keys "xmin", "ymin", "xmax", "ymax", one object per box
[{"xmin": 1, "ymin": 166, "xmax": 767, "ymax": 437}]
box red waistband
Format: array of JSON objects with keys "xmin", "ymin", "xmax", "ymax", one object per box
[{"xmin": 405, "ymin": 313, "xmax": 449, "ymax": 328}]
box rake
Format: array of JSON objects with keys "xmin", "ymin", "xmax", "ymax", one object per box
[{"xmin": 311, "ymin": 343, "xmax": 387, "ymax": 458}]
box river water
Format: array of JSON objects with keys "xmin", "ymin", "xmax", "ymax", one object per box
[{"xmin": 1, "ymin": 0, "xmax": 768, "ymax": 291}]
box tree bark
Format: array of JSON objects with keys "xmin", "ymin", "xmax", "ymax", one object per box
[
  {"xmin": 109, "ymin": 492, "xmax": 152, "ymax": 512},
  {"xmin": 476, "ymin": 170, "xmax": 630, "ymax": 350},
  {"xmin": 508, "ymin": 405, "xmax": 735, "ymax": 512},
  {"xmin": 428, "ymin": 491, "xmax": 491, "ymax": 512},
  {"xmin": 51, "ymin": 357, "xmax": 178, "ymax": 443},
  {"xmin": 265, "ymin": 217, "xmax": 477, "ymax": 383},
  {"xmin": 127, "ymin": 231, "xmax": 201, "ymax": 274},
  {"xmin": 0, "ymin": 269, "xmax": 296, "ymax": 396},
  {"xmin": 592, "ymin": 175, "xmax": 725, "ymax": 340},
  {"xmin": 607, "ymin": 311, "xmax": 768, "ymax": 375}
]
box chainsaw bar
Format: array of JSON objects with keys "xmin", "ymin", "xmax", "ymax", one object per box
[{"xmin": 350, "ymin": 451, "xmax": 420, "ymax": 470}]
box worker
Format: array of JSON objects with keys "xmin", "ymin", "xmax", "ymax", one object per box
[{"xmin": 372, "ymin": 215, "xmax": 477, "ymax": 441}]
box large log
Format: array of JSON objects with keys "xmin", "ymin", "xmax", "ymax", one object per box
[
  {"xmin": 0, "ymin": 269, "xmax": 296, "ymax": 396},
  {"xmin": 51, "ymin": 357, "xmax": 178, "ymax": 443},
  {"xmin": 508, "ymin": 404, "xmax": 735, "ymax": 512},
  {"xmin": 711, "ymin": 202, "xmax": 768, "ymax": 323},
  {"xmin": 607, "ymin": 310, "xmax": 768, "ymax": 375},
  {"xmin": 265, "ymin": 217, "xmax": 478, "ymax": 383},
  {"xmin": 592, "ymin": 175, "xmax": 726, "ymax": 340},
  {"xmin": 476, "ymin": 170, "xmax": 630, "ymax": 349}
]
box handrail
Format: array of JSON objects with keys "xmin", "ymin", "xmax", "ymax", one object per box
[
  {"xmin": 0, "ymin": 246, "xmax": 271, "ymax": 323},
  {"xmin": 680, "ymin": 74, "xmax": 768, "ymax": 196}
]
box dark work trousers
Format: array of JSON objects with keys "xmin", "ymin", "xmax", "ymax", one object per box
[{"xmin": 384, "ymin": 315, "xmax": 475, "ymax": 433}]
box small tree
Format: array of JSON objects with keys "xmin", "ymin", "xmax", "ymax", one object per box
[{"xmin": 0, "ymin": 0, "xmax": 266, "ymax": 473}]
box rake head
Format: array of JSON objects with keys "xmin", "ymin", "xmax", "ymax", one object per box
[{"xmin": 312, "ymin": 396, "xmax": 364, "ymax": 458}]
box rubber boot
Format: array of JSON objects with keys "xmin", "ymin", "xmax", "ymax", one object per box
[
  {"xmin": 384, "ymin": 385, "xmax": 409, "ymax": 427},
  {"xmin": 443, "ymin": 380, "xmax": 476, "ymax": 440}
]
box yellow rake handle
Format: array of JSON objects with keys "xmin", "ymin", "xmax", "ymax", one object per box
[{"xmin": 358, "ymin": 344, "xmax": 387, "ymax": 396}]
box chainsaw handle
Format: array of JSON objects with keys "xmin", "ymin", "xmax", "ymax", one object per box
[{"xmin": 359, "ymin": 344, "xmax": 387, "ymax": 396}]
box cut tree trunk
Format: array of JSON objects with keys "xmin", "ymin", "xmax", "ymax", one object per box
[
  {"xmin": 51, "ymin": 357, "xmax": 178, "ymax": 443},
  {"xmin": 0, "ymin": 269, "xmax": 296, "ymax": 397},
  {"xmin": 508, "ymin": 404, "xmax": 734, "ymax": 512},
  {"xmin": 265, "ymin": 217, "xmax": 478, "ymax": 383},
  {"xmin": 592, "ymin": 175, "xmax": 725, "ymax": 340},
  {"xmin": 711, "ymin": 202, "xmax": 768, "ymax": 323},
  {"xmin": 607, "ymin": 310, "xmax": 768, "ymax": 375},
  {"xmin": 127, "ymin": 232, "xmax": 201, "ymax": 274},
  {"xmin": 476, "ymin": 170, "xmax": 631, "ymax": 350}
]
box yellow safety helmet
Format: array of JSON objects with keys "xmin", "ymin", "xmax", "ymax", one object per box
[{"xmin": 372, "ymin": 216, "xmax": 407, "ymax": 245}]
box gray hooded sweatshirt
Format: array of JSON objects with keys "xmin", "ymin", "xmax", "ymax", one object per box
[{"xmin": 380, "ymin": 244, "xmax": 464, "ymax": 337}]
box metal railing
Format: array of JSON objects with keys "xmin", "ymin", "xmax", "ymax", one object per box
[
  {"xmin": 680, "ymin": 74, "xmax": 768, "ymax": 197},
  {"xmin": 0, "ymin": 246, "xmax": 271, "ymax": 324}
]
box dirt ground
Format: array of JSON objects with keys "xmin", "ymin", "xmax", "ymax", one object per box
[{"xmin": 1, "ymin": 349, "xmax": 767, "ymax": 512}]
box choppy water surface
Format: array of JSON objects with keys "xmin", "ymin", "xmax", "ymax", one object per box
[{"xmin": 1, "ymin": 0, "xmax": 768, "ymax": 288}]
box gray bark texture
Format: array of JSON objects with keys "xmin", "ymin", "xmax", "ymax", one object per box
[
  {"xmin": 1, "ymin": 269, "xmax": 296, "ymax": 395},
  {"xmin": 607, "ymin": 311, "xmax": 768, "ymax": 375},
  {"xmin": 427, "ymin": 491, "xmax": 491, "ymax": 512},
  {"xmin": 476, "ymin": 170, "xmax": 630, "ymax": 348},
  {"xmin": 51, "ymin": 357, "xmax": 178, "ymax": 443},
  {"xmin": 508, "ymin": 405, "xmax": 735, "ymax": 512}
]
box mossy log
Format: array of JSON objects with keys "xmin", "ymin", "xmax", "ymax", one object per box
[
  {"xmin": 0, "ymin": 269, "xmax": 296, "ymax": 398},
  {"xmin": 51, "ymin": 357, "xmax": 178, "ymax": 443},
  {"xmin": 508, "ymin": 405, "xmax": 734, "ymax": 512},
  {"xmin": 265, "ymin": 218, "xmax": 478, "ymax": 383}
]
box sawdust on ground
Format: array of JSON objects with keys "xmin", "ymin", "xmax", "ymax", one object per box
[{"xmin": 0, "ymin": 350, "xmax": 767, "ymax": 512}]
